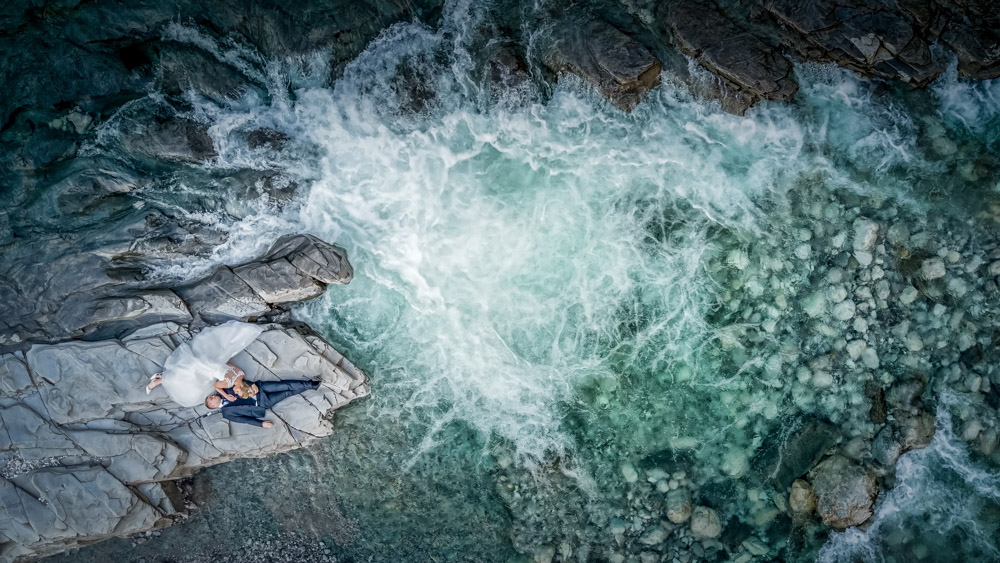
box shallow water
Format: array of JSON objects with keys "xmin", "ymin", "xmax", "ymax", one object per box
[{"xmin": 50, "ymin": 6, "xmax": 1000, "ymax": 563}]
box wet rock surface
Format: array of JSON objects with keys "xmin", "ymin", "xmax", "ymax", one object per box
[
  {"xmin": 809, "ymin": 455, "xmax": 878, "ymax": 529},
  {"xmin": 0, "ymin": 236, "xmax": 368, "ymax": 561},
  {"xmin": 0, "ymin": 0, "xmax": 999, "ymax": 562},
  {"xmin": 538, "ymin": 10, "xmax": 661, "ymax": 111},
  {"xmin": 660, "ymin": 0, "xmax": 798, "ymax": 114}
]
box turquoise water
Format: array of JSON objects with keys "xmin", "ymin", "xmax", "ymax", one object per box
[{"xmin": 52, "ymin": 8, "xmax": 1000, "ymax": 563}]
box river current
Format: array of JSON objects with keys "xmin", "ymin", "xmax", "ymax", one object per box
[{"xmin": 50, "ymin": 7, "xmax": 1000, "ymax": 563}]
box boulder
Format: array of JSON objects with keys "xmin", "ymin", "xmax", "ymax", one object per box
[
  {"xmin": 257, "ymin": 234, "xmax": 354, "ymax": 285},
  {"xmin": 540, "ymin": 12, "xmax": 661, "ymax": 111},
  {"xmin": 764, "ymin": 0, "xmax": 943, "ymax": 86},
  {"xmin": 751, "ymin": 417, "xmax": 839, "ymax": 488},
  {"xmin": 871, "ymin": 424, "xmax": 905, "ymax": 467},
  {"xmin": 788, "ymin": 479, "xmax": 817, "ymax": 515},
  {"xmin": 666, "ymin": 488, "xmax": 693, "ymax": 523},
  {"xmin": 809, "ymin": 455, "xmax": 878, "ymax": 529},
  {"xmin": 156, "ymin": 42, "xmax": 263, "ymax": 104},
  {"xmin": 485, "ymin": 47, "xmax": 533, "ymax": 102},
  {"xmin": 0, "ymin": 233, "xmax": 353, "ymax": 346},
  {"xmin": 898, "ymin": 410, "xmax": 936, "ymax": 451},
  {"xmin": 175, "ymin": 267, "xmax": 271, "ymax": 323},
  {"xmin": 689, "ymin": 506, "xmax": 722, "ymax": 538},
  {"xmin": 662, "ymin": 0, "xmax": 798, "ymax": 112}
]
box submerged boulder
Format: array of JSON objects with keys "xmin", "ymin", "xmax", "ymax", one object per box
[
  {"xmin": 809, "ymin": 455, "xmax": 878, "ymax": 529},
  {"xmin": 689, "ymin": 506, "xmax": 722, "ymax": 538},
  {"xmin": 751, "ymin": 417, "xmax": 839, "ymax": 488}
]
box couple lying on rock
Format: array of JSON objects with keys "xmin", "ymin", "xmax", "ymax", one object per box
[{"xmin": 144, "ymin": 321, "xmax": 320, "ymax": 428}]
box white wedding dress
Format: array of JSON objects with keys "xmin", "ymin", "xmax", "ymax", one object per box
[{"xmin": 160, "ymin": 321, "xmax": 265, "ymax": 407}]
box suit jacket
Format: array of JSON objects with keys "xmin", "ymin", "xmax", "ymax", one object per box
[{"xmin": 218, "ymin": 383, "xmax": 266, "ymax": 427}]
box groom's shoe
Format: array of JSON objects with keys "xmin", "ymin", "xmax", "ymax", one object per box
[{"xmin": 312, "ymin": 380, "xmax": 320, "ymax": 389}]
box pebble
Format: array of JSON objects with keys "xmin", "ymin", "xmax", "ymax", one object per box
[
  {"xmin": 855, "ymin": 251, "xmax": 873, "ymax": 267},
  {"xmin": 689, "ymin": 507, "xmax": 722, "ymax": 539},
  {"xmin": 932, "ymin": 136, "xmax": 958, "ymax": 156},
  {"xmin": 829, "ymin": 286, "xmax": 848, "ymax": 302},
  {"xmin": 667, "ymin": 488, "xmax": 693, "ymax": 524},
  {"xmin": 795, "ymin": 244, "xmax": 812, "ymax": 259},
  {"xmin": 832, "ymin": 300, "xmax": 856, "ymax": 321},
  {"xmin": 989, "ymin": 261, "xmax": 1000, "ymax": 276},
  {"xmin": 853, "ymin": 318, "xmax": 869, "ymax": 333},
  {"xmin": 854, "ymin": 219, "xmax": 879, "ymax": 251},
  {"xmin": 905, "ymin": 334, "xmax": 924, "ymax": 352},
  {"xmin": 639, "ymin": 525, "xmax": 669, "ymax": 546},
  {"xmin": 846, "ymin": 340, "xmax": 866, "ymax": 360},
  {"xmin": 621, "ymin": 463, "xmax": 639, "ymax": 483},
  {"xmin": 861, "ymin": 348, "xmax": 880, "ymax": 369},
  {"xmin": 803, "ymin": 291, "xmax": 827, "ymax": 318},
  {"xmin": 900, "ymin": 286, "xmax": 919, "ymax": 305},
  {"xmin": 948, "ymin": 278, "xmax": 968, "ymax": 297},
  {"xmin": 887, "ymin": 223, "xmax": 909, "ymax": 246},
  {"xmin": 727, "ymin": 249, "xmax": 750, "ymax": 270},
  {"xmin": 609, "ymin": 518, "xmax": 627, "ymax": 535},
  {"xmin": 875, "ymin": 279, "xmax": 890, "ymax": 300},
  {"xmin": 921, "ymin": 258, "xmax": 946, "ymax": 280},
  {"xmin": 646, "ymin": 468, "xmax": 669, "ymax": 483},
  {"xmin": 963, "ymin": 420, "xmax": 983, "ymax": 442},
  {"xmin": 743, "ymin": 539, "xmax": 769, "ymax": 556}
]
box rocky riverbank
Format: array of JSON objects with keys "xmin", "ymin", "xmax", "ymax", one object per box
[
  {"xmin": 1, "ymin": 0, "xmax": 999, "ymax": 561},
  {"xmin": 0, "ymin": 235, "xmax": 369, "ymax": 561}
]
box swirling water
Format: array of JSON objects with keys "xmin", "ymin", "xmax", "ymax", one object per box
[{"xmin": 52, "ymin": 7, "xmax": 1000, "ymax": 563}]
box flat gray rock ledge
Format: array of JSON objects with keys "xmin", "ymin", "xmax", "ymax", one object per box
[{"xmin": 0, "ymin": 235, "xmax": 368, "ymax": 561}]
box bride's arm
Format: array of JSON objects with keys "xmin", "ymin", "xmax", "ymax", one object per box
[{"xmin": 214, "ymin": 379, "xmax": 237, "ymax": 401}]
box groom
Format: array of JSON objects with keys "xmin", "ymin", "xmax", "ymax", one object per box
[{"xmin": 204, "ymin": 378, "xmax": 319, "ymax": 428}]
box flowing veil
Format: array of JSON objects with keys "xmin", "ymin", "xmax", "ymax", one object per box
[{"xmin": 160, "ymin": 321, "xmax": 265, "ymax": 407}]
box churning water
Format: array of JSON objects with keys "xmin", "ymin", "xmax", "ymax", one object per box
[{"xmin": 56, "ymin": 5, "xmax": 1000, "ymax": 563}]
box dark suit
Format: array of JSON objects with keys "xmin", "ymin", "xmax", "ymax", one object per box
[{"xmin": 218, "ymin": 379, "xmax": 318, "ymax": 427}]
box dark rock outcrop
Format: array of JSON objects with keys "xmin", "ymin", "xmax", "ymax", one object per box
[
  {"xmin": 660, "ymin": 0, "xmax": 797, "ymax": 115},
  {"xmin": 538, "ymin": 11, "xmax": 661, "ymax": 111},
  {"xmin": 0, "ymin": 232, "xmax": 351, "ymax": 348},
  {"xmin": 764, "ymin": 0, "xmax": 944, "ymax": 87},
  {"xmin": 649, "ymin": 0, "xmax": 999, "ymax": 113}
]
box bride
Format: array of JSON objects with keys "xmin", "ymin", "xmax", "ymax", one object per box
[{"xmin": 144, "ymin": 321, "xmax": 264, "ymax": 407}]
